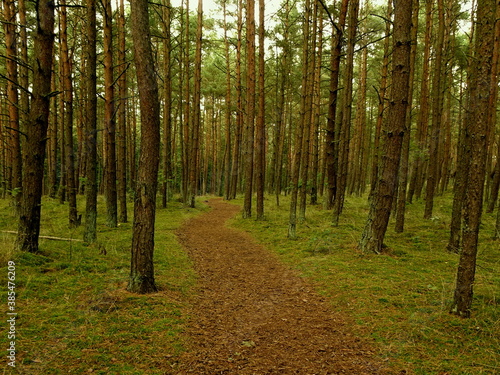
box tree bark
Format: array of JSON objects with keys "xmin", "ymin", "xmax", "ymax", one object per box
[
  {"xmin": 324, "ymin": 0, "xmax": 349, "ymax": 210},
  {"xmin": 83, "ymin": 0, "xmax": 98, "ymax": 244},
  {"xmin": 103, "ymin": 0, "xmax": 118, "ymax": 227},
  {"xmin": 451, "ymin": 0, "xmax": 496, "ymax": 318},
  {"xmin": 424, "ymin": 0, "xmax": 445, "ymax": 219},
  {"xmin": 17, "ymin": 0, "xmax": 55, "ymax": 253},
  {"xmin": 3, "ymin": 0, "xmax": 22, "ymax": 201},
  {"xmin": 59, "ymin": 0, "xmax": 78, "ymax": 227},
  {"xmin": 242, "ymin": 0, "xmax": 256, "ymax": 218},
  {"xmin": 359, "ymin": 0, "xmax": 412, "ymax": 254},
  {"xmin": 128, "ymin": 0, "xmax": 161, "ymax": 294},
  {"xmin": 255, "ymin": 0, "xmax": 266, "ymax": 220},
  {"xmin": 394, "ymin": 0, "xmax": 419, "ymax": 233},
  {"xmin": 117, "ymin": 0, "xmax": 128, "ymax": 222}
]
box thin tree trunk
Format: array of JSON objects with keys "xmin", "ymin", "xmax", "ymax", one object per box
[
  {"xmin": 424, "ymin": 0, "xmax": 445, "ymax": 219},
  {"xmin": 333, "ymin": 0, "xmax": 359, "ymax": 226},
  {"xmin": 325, "ymin": 0, "xmax": 349, "ymax": 210},
  {"xmin": 3, "ymin": 0, "xmax": 22, "ymax": 202},
  {"xmin": 83, "ymin": 0, "xmax": 98, "ymax": 244},
  {"xmin": 117, "ymin": 0, "xmax": 128, "ymax": 223},
  {"xmin": 255, "ymin": 0, "xmax": 265, "ymax": 220},
  {"xmin": 243, "ymin": 0, "xmax": 256, "ymax": 218},
  {"xmin": 103, "ymin": 0, "xmax": 118, "ymax": 227},
  {"xmin": 161, "ymin": 0, "xmax": 172, "ymax": 208},
  {"xmin": 60, "ymin": 0, "xmax": 78, "ymax": 227}
]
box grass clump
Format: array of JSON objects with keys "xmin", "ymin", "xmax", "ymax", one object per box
[
  {"xmin": 0, "ymin": 196, "xmax": 207, "ymax": 374},
  {"xmin": 232, "ymin": 193, "xmax": 500, "ymax": 375}
]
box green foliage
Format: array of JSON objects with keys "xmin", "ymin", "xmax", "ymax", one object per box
[
  {"xmin": 231, "ymin": 194, "xmax": 500, "ymax": 374},
  {"xmin": 0, "ymin": 196, "xmax": 206, "ymax": 374}
]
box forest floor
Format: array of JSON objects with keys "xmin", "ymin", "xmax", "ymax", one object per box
[{"xmin": 174, "ymin": 198, "xmax": 397, "ymax": 374}]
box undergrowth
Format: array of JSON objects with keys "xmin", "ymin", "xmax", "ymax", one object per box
[
  {"xmin": 231, "ymin": 193, "xmax": 500, "ymax": 375},
  {"xmin": 0, "ymin": 195, "xmax": 207, "ymax": 374}
]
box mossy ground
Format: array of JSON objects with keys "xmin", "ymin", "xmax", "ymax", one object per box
[
  {"xmin": 0, "ymin": 195, "xmax": 208, "ymax": 374},
  {"xmin": 1, "ymin": 193, "xmax": 498, "ymax": 374},
  {"xmin": 230, "ymin": 193, "xmax": 500, "ymax": 375}
]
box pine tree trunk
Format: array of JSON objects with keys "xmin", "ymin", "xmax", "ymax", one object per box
[
  {"xmin": 359, "ymin": 0, "xmax": 412, "ymax": 254},
  {"xmin": 161, "ymin": 0, "xmax": 172, "ymax": 208},
  {"xmin": 103, "ymin": 0, "xmax": 118, "ymax": 227},
  {"xmin": 424, "ymin": 0, "xmax": 445, "ymax": 219},
  {"xmin": 394, "ymin": 0, "xmax": 419, "ymax": 233},
  {"xmin": 255, "ymin": 0, "xmax": 265, "ymax": 220},
  {"xmin": 451, "ymin": 0, "xmax": 496, "ymax": 317},
  {"xmin": 17, "ymin": 0, "xmax": 55, "ymax": 253},
  {"xmin": 3, "ymin": 0, "xmax": 22, "ymax": 202},
  {"xmin": 83, "ymin": 0, "xmax": 98, "ymax": 244},
  {"xmin": 370, "ymin": 0, "xmax": 392, "ymax": 199},
  {"xmin": 243, "ymin": 0, "xmax": 256, "ymax": 218},
  {"xmin": 333, "ymin": 0, "xmax": 359, "ymax": 226},
  {"xmin": 60, "ymin": 0, "xmax": 78, "ymax": 227},
  {"xmin": 325, "ymin": 0, "xmax": 349, "ymax": 210},
  {"xmin": 128, "ymin": 0, "xmax": 161, "ymax": 294},
  {"xmin": 117, "ymin": 0, "xmax": 128, "ymax": 222}
]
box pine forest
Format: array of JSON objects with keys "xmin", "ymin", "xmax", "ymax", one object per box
[{"xmin": 0, "ymin": 0, "xmax": 499, "ymax": 373}]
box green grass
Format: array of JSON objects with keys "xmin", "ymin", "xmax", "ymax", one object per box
[
  {"xmin": 0, "ymin": 195, "xmax": 208, "ymax": 374},
  {"xmin": 230, "ymin": 193, "xmax": 500, "ymax": 375}
]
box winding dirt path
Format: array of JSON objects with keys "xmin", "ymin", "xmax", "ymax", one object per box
[{"xmin": 175, "ymin": 199, "xmax": 393, "ymax": 374}]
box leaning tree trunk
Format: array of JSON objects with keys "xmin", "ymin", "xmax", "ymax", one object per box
[
  {"xmin": 358, "ymin": 0, "xmax": 412, "ymax": 254},
  {"xmin": 17, "ymin": 0, "xmax": 55, "ymax": 253},
  {"xmin": 128, "ymin": 0, "xmax": 161, "ymax": 294},
  {"xmin": 451, "ymin": 0, "xmax": 496, "ymax": 318}
]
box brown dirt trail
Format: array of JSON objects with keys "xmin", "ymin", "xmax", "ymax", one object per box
[{"xmin": 175, "ymin": 199, "xmax": 393, "ymax": 374}]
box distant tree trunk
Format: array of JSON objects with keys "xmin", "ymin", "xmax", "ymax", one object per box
[
  {"xmin": 117, "ymin": 0, "xmax": 128, "ymax": 222},
  {"xmin": 128, "ymin": 0, "xmax": 161, "ymax": 294},
  {"xmin": 310, "ymin": 14, "xmax": 323, "ymax": 205},
  {"xmin": 333, "ymin": 0, "xmax": 359, "ymax": 226},
  {"xmin": 255, "ymin": 0, "xmax": 265, "ymax": 220},
  {"xmin": 424, "ymin": 0, "xmax": 445, "ymax": 219},
  {"xmin": 408, "ymin": 0, "xmax": 432, "ymax": 203},
  {"xmin": 359, "ymin": 0, "xmax": 412, "ymax": 254},
  {"xmin": 181, "ymin": 0, "xmax": 191, "ymax": 204},
  {"xmin": 18, "ymin": 0, "xmax": 29, "ymax": 130},
  {"xmin": 161, "ymin": 0, "xmax": 172, "ymax": 208},
  {"xmin": 229, "ymin": 0, "xmax": 244, "ymax": 200},
  {"xmin": 83, "ymin": 0, "xmax": 98, "ymax": 244},
  {"xmin": 3, "ymin": 0, "xmax": 22, "ymax": 201},
  {"xmin": 298, "ymin": 0, "xmax": 318, "ymax": 221},
  {"xmin": 60, "ymin": 0, "xmax": 78, "ymax": 227},
  {"xmin": 222, "ymin": 0, "xmax": 232, "ymax": 201},
  {"xmin": 17, "ymin": 0, "xmax": 55, "ymax": 253},
  {"xmin": 103, "ymin": 0, "xmax": 118, "ymax": 227},
  {"xmin": 242, "ymin": 0, "xmax": 256, "ymax": 218},
  {"xmin": 288, "ymin": 0, "xmax": 313, "ymax": 238},
  {"xmin": 394, "ymin": 0, "xmax": 418, "ymax": 233},
  {"xmin": 188, "ymin": 0, "xmax": 203, "ymax": 208},
  {"xmin": 47, "ymin": 73, "xmax": 58, "ymax": 198},
  {"xmin": 324, "ymin": 0, "xmax": 349, "ymax": 210},
  {"xmin": 451, "ymin": 0, "xmax": 495, "ymax": 317}
]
